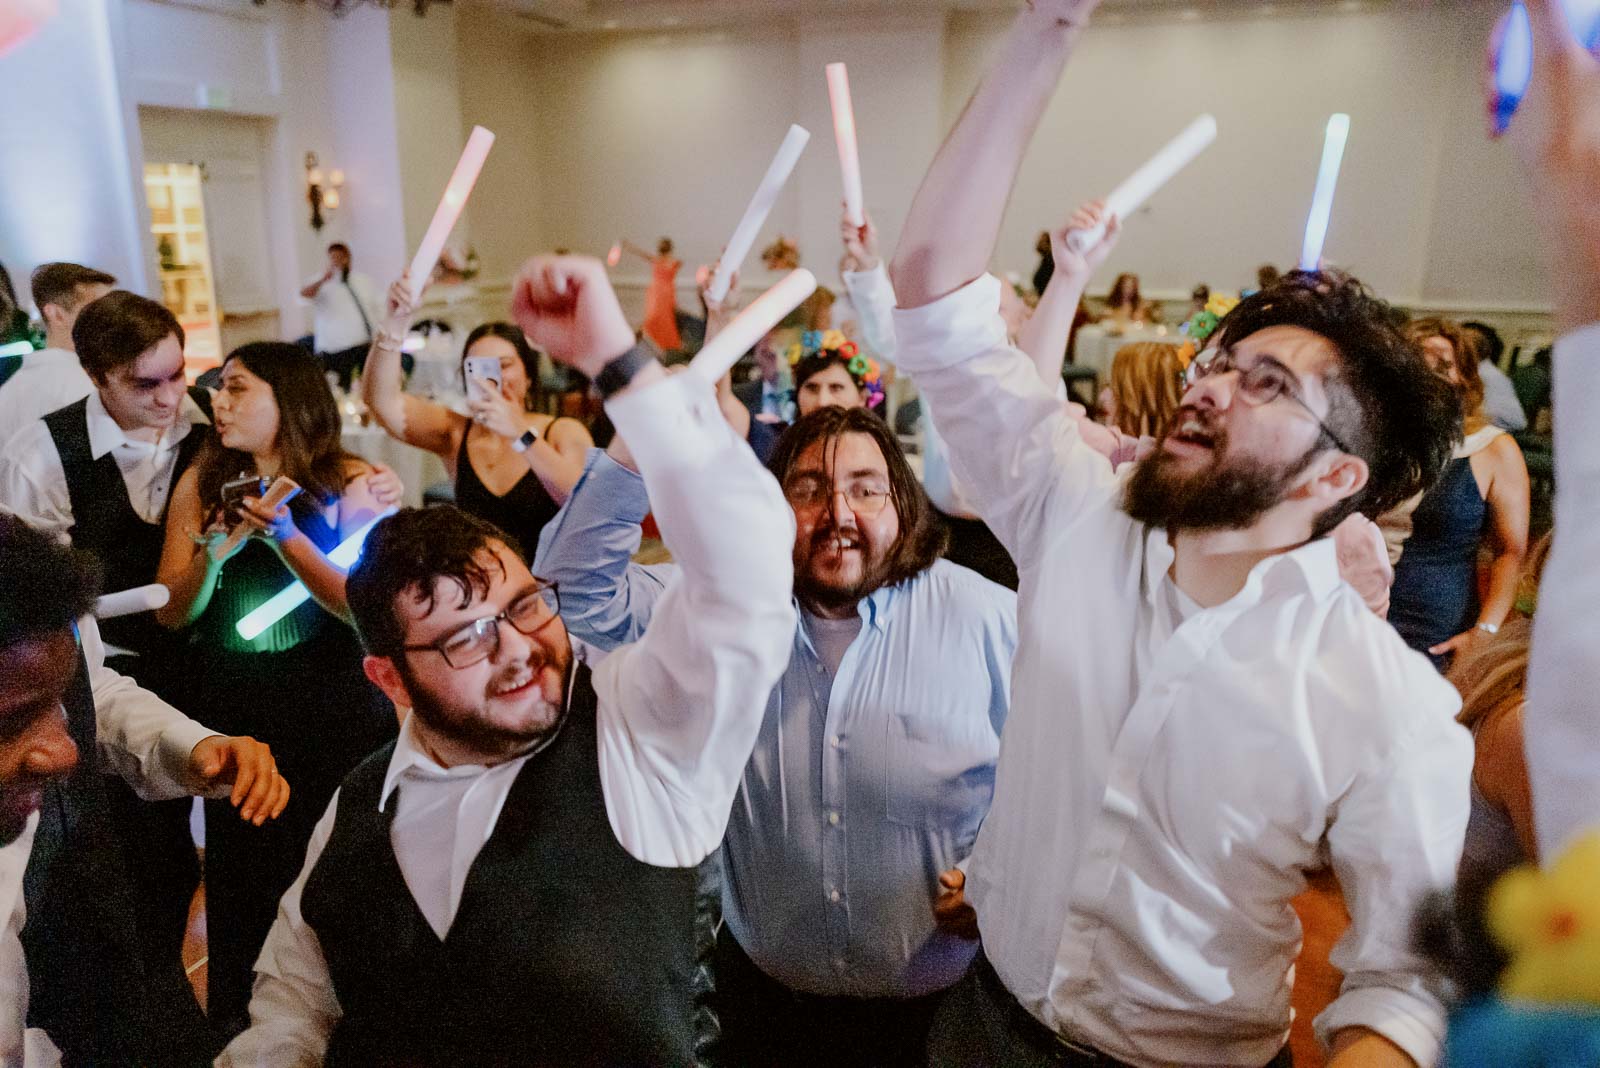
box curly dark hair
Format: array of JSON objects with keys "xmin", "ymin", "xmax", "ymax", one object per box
[
  {"xmin": 0, "ymin": 514, "xmax": 103, "ymax": 647},
  {"xmin": 346, "ymin": 505, "xmax": 524, "ymax": 658},
  {"xmin": 1211, "ymin": 270, "xmax": 1460, "ymax": 536},
  {"xmin": 766, "ymin": 405, "xmax": 946, "ymax": 591}
]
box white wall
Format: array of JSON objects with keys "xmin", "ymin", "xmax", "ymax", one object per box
[
  {"xmin": 391, "ymin": 4, "xmax": 467, "ymax": 255},
  {"xmin": 0, "ymin": 0, "xmax": 152, "ymax": 302}
]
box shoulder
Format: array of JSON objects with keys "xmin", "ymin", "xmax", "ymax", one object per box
[
  {"xmin": 543, "ymin": 416, "xmax": 593, "ymax": 447},
  {"xmin": 1313, "ymin": 589, "xmax": 1466, "ymax": 741},
  {"xmin": 913, "ymin": 560, "xmax": 1018, "ymax": 624}
]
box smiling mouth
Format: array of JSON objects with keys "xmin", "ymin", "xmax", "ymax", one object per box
[
  {"xmin": 489, "ymin": 671, "xmax": 537, "ymax": 700},
  {"xmin": 1165, "ymin": 414, "xmax": 1218, "ymax": 452}
]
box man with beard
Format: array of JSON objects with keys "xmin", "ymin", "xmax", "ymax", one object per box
[
  {"xmin": 886, "ymin": 3, "xmax": 1472, "ymax": 1066},
  {"xmin": 217, "ymin": 255, "xmax": 795, "ymax": 1067},
  {"xmin": 534, "ymin": 403, "xmax": 1017, "ymax": 1066}
]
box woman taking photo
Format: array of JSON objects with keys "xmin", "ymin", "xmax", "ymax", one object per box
[
  {"xmin": 362, "ymin": 278, "xmax": 592, "ymax": 555},
  {"xmin": 156, "ymin": 342, "xmax": 398, "ymax": 1033}
]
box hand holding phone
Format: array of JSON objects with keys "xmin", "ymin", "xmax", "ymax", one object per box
[{"xmin": 464, "ymin": 355, "xmax": 503, "ymax": 404}]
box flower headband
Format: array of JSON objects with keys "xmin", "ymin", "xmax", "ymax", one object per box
[
  {"xmin": 1176, "ymin": 293, "xmax": 1240, "ymax": 369},
  {"xmin": 786, "ymin": 329, "xmax": 885, "ymax": 409}
]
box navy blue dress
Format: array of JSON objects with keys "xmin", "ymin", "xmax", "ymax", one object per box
[{"xmin": 1389, "ymin": 454, "xmax": 1490, "ymax": 669}]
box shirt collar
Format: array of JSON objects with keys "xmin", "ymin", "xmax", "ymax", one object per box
[
  {"xmin": 1140, "ymin": 526, "xmax": 1342, "ymax": 609},
  {"xmin": 84, "ymin": 388, "xmax": 207, "ymax": 460},
  {"xmin": 792, "ymin": 580, "xmax": 897, "ymax": 640},
  {"xmin": 378, "ymin": 714, "xmax": 489, "ymax": 812}
]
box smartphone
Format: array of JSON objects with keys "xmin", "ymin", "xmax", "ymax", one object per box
[
  {"xmin": 220, "ymin": 474, "xmax": 270, "ymax": 517},
  {"xmin": 1491, "ymin": 0, "xmax": 1600, "ymax": 133},
  {"xmin": 464, "ymin": 354, "xmax": 503, "ymax": 402}
]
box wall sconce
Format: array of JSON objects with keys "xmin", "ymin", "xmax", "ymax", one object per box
[{"xmin": 305, "ymin": 152, "xmax": 346, "ymax": 230}]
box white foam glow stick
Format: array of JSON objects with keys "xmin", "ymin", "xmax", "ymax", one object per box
[
  {"xmin": 1299, "ymin": 113, "xmax": 1350, "ymax": 272},
  {"xmin": 407, "ymin": 126, "xmax": 495, "ymax": 302},
  {"xmin": 95, "ymin": 584, "xmax": 170, "ymax": 620},
  {"xmin": 706, "ymin": 124, "xmax": 811, "ymax": 304},
  {"xmin": 1065, "ymin": 114, "xmax": 1218, "ymax": 255},
  {"xmin": 826, "ymin": 64, "xmax": 865, "ymax": 228},
  {"xmin": 690, "ymin": 269, "xmax": 818, "ymax": 384},
  {"xmin": 235, "ymin": 508, "xmax": 397, "ymax": 641}
]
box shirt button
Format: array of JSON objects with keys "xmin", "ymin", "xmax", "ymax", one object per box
[
  {"xmin": 829, "ymin": 889, "xmax": 841, "ymax": 903},
  {"xmin": 827, "ymin": 811, "xmax": 840, "ymax": 826}
]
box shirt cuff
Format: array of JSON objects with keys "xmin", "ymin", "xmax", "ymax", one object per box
[
  {"xmin": 1554, "ymin": 322, "xmax": 1600, "ymax": 486},
  {"xmin": 890, "ymin": 274, "xmax": 1010, "ymax": 374},
  {"xmin": 603, "ymin": 371, "xmax": 734, "ymax": 475},
  {"xmin": 1314, "ymin": 986, "xmax": 1444, "ymax": 1068},
  {"xmin": 163, "ymin": 722, "xmax": 224, "ymax": 795}
]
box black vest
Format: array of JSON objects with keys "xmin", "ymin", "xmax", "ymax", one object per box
[
  {"xmin": 301, "ymin": 664, "xmax": 717, "ymax": 1067},
  {"xmin": 20, "ymin": 640, "xmax": 154, "ymax": 1065},
  {"xmin": 42, "ymin": 389, "xmax": 211, "ymax": 659}
]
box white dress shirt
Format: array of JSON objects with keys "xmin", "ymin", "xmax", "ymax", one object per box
[
  {"xmin": 219, "ymin": 369, "xmax": 797, "ymax": 1067},
  {"xmin": 892, "ymin": 274, "xmax": 1472, "ymax": 1068},
  {"xmin": 309, "ymin": 271, "xmax": 378, "ymax": 354},
  {"xmin": 1, "ymin": 615, "xmax": 219, "ymax": 1067},
  {"xmin": 0, "ymin": 389, "xmax": 209, "ymax": 543},
  {"xmin": 1527, "ymin": 321, "xmax": 1600, "ymax": 859},
  {"xmin": 0, "ymin": 348, "xmax": 92, "ymax": 447}
]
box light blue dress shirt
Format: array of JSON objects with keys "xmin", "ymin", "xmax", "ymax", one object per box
[{"xmin": 535, "ymin": 449, "xmax": 1017, "ymax": 998}]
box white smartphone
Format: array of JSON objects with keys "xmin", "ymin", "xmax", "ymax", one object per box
[
  {"xmin": 1491, "ymin": 0, "xmax": 1600, "ymax": 133},
  {"xmin": 463, "ymin": 355, "xmax": 503, "ymax": 402}
]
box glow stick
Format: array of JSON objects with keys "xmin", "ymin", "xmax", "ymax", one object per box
[
  {"xmin": 95, "ymin": 584, "xmax": 170, "ymax": 620},
  {"xmin": 607, "ymin": 243, "xmax": 622, "ymax": 268},
  {"xmin": 407, "ymin": 126, "xmax": 495, "ymax": 302},
  {"xmin": 690, "ymin": 269, "xmax": 817, "ymax": 384},
  {"xmin": 826, "ymin": 64, "xmax": 865, "ymax": 227},
  {"xmin": 235, "ymin": 508, "xmax": 396, "ymax": 641},
  {"xmin": 1065, "ymin": 114, "xmax": 1218, "ymax": 255},
  {"xmin": 1299, "ymin": 113, "xmax": 1350, "ymax": 272},
  {"xmin": 0, "ymin": 0, "xmax": 56, "ymax": 57},
  {"xmin": 0, "ymin": 340, "xmax": 32, "ymax": 358},
  {"xmin": 707, "ymin": 124, "xmax": 811, "ymax": 303}
]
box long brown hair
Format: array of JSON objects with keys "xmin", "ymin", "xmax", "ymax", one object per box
[
  {"xmin": 1406, "ymin": 317, "xmax": 1486, "ymax": 433},
  {"xmin": 767, "ymin": 406, "xmax": 947, "ymax": 590},
  {"xmin": 1107, "ymin": 273, "xmax": 1142, "ymax": 311},
  {"xmin": 194, "ymin": 342, "xmax": 362, "ymax": 511},
  {"xmin": 1108, "ymin": 342, "xmax": 1183, "ymax": 438}
]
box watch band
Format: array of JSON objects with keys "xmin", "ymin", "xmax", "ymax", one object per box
[
  {"xmin": 594, "ymin": 343, "xmax": 656, "ymax": 400},
  {"xmin": 509, "ymin": 428, "xmax": 539, "ymax": 453},
  {"xmin": 1476, "ymin": 621, "xmax": 1500, "ymax": 635}
]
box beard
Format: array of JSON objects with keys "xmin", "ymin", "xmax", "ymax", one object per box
[
  {"xmin": 1124, "ymin": 412, "xmax": 1320, "ymax": 533},
  {"xmin": 793, "ymin": 521, "xmax": 894, "ymax": 615},
  {"xmin": 399, "ymin": 646, "xmax": 572, "ymax": 758}
]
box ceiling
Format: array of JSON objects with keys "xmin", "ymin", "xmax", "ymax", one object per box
[{"xmin": 489, "ymin": 0, "xmax": 1405, "ymax": 33}]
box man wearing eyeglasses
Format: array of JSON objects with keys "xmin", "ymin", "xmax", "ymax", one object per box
[
  {"xmin": 533, "ymin": 401, "xmax": 1017, "ymax": 1066},
  {"xmin": 217, "ymin": 255, "xmax": 796, "ymax": 1067},
  {"xmin": 884, "ymin": 3, "xmax": 1474, "ymax": 1067}
]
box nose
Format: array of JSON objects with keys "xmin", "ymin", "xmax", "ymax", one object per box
[
  {"xmin": 827, "ymin": 489, "xmax": 861, "ymax": 525},
  {"xmin": 1184, "ymin": 368, "xmax": 1236, "ymax": 412},
  {"xmin": 26, "ymin": 708, "xmax": 79, "ymax": 780},
  {"xmin": 157, "ymin": 379, "xmax": 187, "ymax": 410},
  {"xmin": 489, "ymin": 616, "xmax": 537, "ymax": 667}
]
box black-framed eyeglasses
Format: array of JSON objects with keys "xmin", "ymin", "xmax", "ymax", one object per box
[
  {"xmin": 1185, "ymin": 349, "xmax": 1354, "ymax": 455},
  {"xmin": 401, "ymin": 582, "xmax": 562, "ymax": 669},
  {"xmin": 782, "ymin": 473, "xmax": 892, "ymax": 517}
]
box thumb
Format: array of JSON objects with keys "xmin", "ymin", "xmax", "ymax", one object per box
[
  {"xmin": 197, "ymin": 746, "xmax": 226, "ymax": 778},
  {"xmin": 938, "ymin": 869, "xmax": 964, "ymax": 891}
]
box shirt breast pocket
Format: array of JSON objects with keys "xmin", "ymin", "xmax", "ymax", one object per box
[{"xmin": 884, "ymin": 712, "xmax": 998, "ymax": 833}]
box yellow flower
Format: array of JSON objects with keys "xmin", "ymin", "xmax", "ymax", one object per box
[
  {"xmin": 1205, "ymin": 294, "xmax": 1239, "ymax": 319},
  {"xmin": 821, "ymin": 329, "xmax": 848, "ymax": 351},
  {"xmin": 1489, "ymin": 833, "xmax": 1600, "ymax": 1007}
]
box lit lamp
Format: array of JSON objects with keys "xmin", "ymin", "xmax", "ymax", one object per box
[{"xmin": 305, "ymin": 153, "xmax": 346, "ymax": 230}]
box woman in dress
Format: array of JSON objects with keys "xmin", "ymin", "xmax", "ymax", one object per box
[
  {"xmin": 155, "ymin": 342, "xmax": 399, "ymax": 1032},
  {"xmin": 1102, "ymin": 272, "xmax": 1160, "ymax": 325},
  {"xmin": 623, "ymin": 237, "xmax": 682, "ymax": 352},
  {"xmin": 1389, "ymin": 318, "xmax": 1531, "ymax": 669},
  {"xmin": 362, "ymin": 278, "xmax": 592, "ymax": 556}
]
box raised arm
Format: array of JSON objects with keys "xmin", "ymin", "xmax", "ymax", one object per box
[
  {"xmin": 300, "ymin": 265, "xmax": 334, "ymax": 301},
  {"xmin": 890, "ymin": 0, "xmax": 1100, "ymax": 310},
  {"xmin": 1018, "ymin": 201, "xmax": 1120, "ymax": 383},
  {"xmin": 361, "ymin": 277, "xmax": 464, "ymax": 458},
  {"xmin": 1495, "ymin": 0, "xmax": 1600, "ymax": 857},
  {"xmin": 511, "ymin": 254, "xmax": 794, "ymax": 868}
]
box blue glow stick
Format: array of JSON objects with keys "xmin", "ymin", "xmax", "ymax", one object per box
[
  {"xmin": 1299, "ymin": 113, "xmax": 1350, "ymax": 273},
  {"xmin": 235, "ymin": 508, "xmax": 396, "ymax": 640}
]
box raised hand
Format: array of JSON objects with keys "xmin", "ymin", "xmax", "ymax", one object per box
[
  {"xmin": 511, "ymin": 255, "xmax": 636, "ymax": 378},
  {"xmin": 467, "ymin": 373, "xmax": 528, "ymax": 440},
  {"xmin": 840, "ymin": 206, "xmax": 882, "ymax": 273},
  {"xmin": 1051, "ymin": 200, "xmax": 1121, "ymax": 282}
]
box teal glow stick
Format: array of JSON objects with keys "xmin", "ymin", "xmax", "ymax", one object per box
[{"xmin": 235, "ymin": 508, "xmax": 396, "ymax": 640}]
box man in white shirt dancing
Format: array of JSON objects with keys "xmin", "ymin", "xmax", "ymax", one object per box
[
  {"xmin": 220, "ymin": 255, "xmax": 795, "ymax": 1066},
  {"xmin": 0, "ymin": 262, "xmax": 115, "ymax": 442},
  {"xmin": 300, "ymin": 242, "xmax": 379, "ymax": 390},
  {"xmin": 890, "ymin": 2, "xmax": 1473, "ymax": 1066}
]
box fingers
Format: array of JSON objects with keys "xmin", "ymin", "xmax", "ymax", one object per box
[
  {"xmin": 265, "ymin": 773, "xmax": 291, "ymax": 821},
  {"xmin": 1523, "ymin": 0, "xmax": 1576, "ymax": 57},
  {"xmin": 1429, "ymin": 632, "xmax": 1469, "ymax": 656},
  {"xmin": 938, "ymin": 868, "xmax": 965, "ymax": 891}
]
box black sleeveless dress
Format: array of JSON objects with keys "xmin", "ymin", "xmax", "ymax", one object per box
[
  {"xmin": 1390, "ymin": 454, "xmax": 1491, "ymax": 670},
  {"xmin": 452, "ymin": 423, "xmax": 571, "ymax": 556},
  {"xmin": 175, "ymin": 493, "xmax": 397, "ymax": 1033}
]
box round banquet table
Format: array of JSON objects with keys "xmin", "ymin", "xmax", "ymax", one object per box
[{"xmin": 1072, "ymin": 322, "xmax": 1173, "ymax": 382}]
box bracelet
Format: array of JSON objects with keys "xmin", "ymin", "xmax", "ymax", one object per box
[
  {"xmin": 595, "ymin": 343, "xmax": 657, "ymax": 400},
  {"xmin": 1476, "ymin": 621, "xmax": 1501, "ymax": 636},
  {"xmin": 373, "ymin": 329, "xmax": 406, "ymax": 350}
]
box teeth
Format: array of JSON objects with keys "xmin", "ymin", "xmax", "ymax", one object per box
[{"xmin": 491, "ymin": 674, "xmax": 531, "ymax": 696}]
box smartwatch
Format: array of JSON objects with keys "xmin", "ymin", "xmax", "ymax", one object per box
[
  {"xmin": 509, "ymin": 427, "xmax": 540, "ymax": 453},
  {"xmin": 595, "ymin": 343, "xmax": 656, "ymax": 400}
]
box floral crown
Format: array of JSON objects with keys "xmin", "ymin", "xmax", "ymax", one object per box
[
  {"xmin": 787, "ymin": 329, "xmax": 884, "ymax": 409},
  {"xmin": 1176, "ymin": 293, "xmax": 1240, "ymax": 369}
]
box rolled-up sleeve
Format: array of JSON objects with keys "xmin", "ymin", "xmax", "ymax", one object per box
[
  {"xmin": 1317, "ymin": 693, "xmax": 1472, "ymax": 1066},
  {"xmin": 842, "ymin": 264, "xmax": 899, "ymax": 364},
  {"xmin": 1527, "ymin": 322, "xmax": 1600, "ymax": 859},
  {"xmin": 890, "ymin": 274, "xmax": 1122, "ymax": 567},
  {"xmin": 590, "ymin": 373, "xmax": 796, "ymax": 868},
  {"xmin": 533, "ymin": 448, "xmax": 675, "ymax": 652}
]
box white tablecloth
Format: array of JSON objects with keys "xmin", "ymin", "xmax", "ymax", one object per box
[
  {"xmin": 342, "ymin": 424, "xmax": 450, "ymax": 507},
  {"xmin": 1073, "ymin": 323, "xmax": 1173, "ymax": 380}
]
